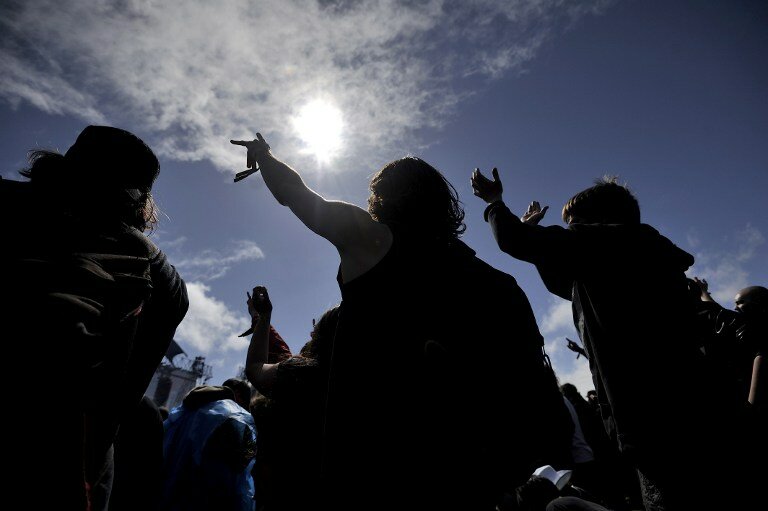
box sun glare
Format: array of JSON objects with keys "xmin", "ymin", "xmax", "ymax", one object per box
[{"xmin": 291, "ymin": 99, "xmax": 344, "ymax": 165}]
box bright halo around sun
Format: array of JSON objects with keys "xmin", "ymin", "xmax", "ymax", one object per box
[{"xmin": 291, "ymin": 99, "xmax": 344, "ymax": 166}]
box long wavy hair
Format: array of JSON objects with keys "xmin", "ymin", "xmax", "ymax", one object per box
[
  {"xmin": 300, "ymin": 305, "xmax": 340, "ymax": 369},
  {"xmin": 20, "ymin": 149, "xmax": 159, "ymax": 232},
  {"xmin": 367, "ymin": 157, "xmax": 465, "ymax": 242}
]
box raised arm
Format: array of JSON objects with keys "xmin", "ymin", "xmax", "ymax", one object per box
[
  {"xmin": 231, "ymin": 135, "xmax": 390, "ymax": 261},
  {"xmin": 471, "ymin": 166, "xmax": 577, "ymax": 299},
  {"xmin": 244, "ymin": 286, "xmax": 279, "ymax": 392},
  {"xmin": 692, "ymin": 277, "xmax": 720, "ymax": 305}
]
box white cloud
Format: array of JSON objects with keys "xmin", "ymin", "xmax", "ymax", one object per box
[
  {"xmin": 733, "ymin": 224, "xmax": 765, "ymax": 262},
  {"xmin": 0, "ymin": 0, "xmax": 610, "ymax": 172},
  {"xmin": 0, "ymin": 52, "xmax": 107, "ymax": 123},
  {"xmin": 688, "ymin": 224, "xmax": 765, "ymax": 304},
  {"xmin": 175, "ymin": 281, "xmax": 250, "ymax": 355},
  {"xmin": 552, "ymin": 357, "xmax": 594, "ymax": 396},
  {"xmin": 686, "ymin": 229, "xmax": 701, "ymax": 250},
  {"xmin": 155, "ymin": 235, "xmax": 188, "ymax": 250},
  {"xmin": 541, "ymin": 297, "xmax": 573, "ymax": 335},
  {"xmin": 173, "ymin": 239, "xmax": 265, "ymax": 281}
]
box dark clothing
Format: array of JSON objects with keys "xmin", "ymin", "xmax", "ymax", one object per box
[
  {"xmin": 694, "ymin": 300, "xmax": 767, "ymax": 404},
  {"xmin": 546, "ymin": 496, "xmax": 611, "ymax": 511},
  {"xmin": 256, "ymin": 357, "xmax": 326, "ymax": 511},
  {"xmin": 110, "ymin": 396, "xmax": 165, "ymax": 511},
  {"xmin": 1, "ymin": 177, "xmax": 188, "ymax": 510},
  {"xmin": 486, "ymin": 201, "xmax": 759, "ymax": 509},
  {"xmin": 322, "ymin": 236, "xmax": 572, "ymax": 510}
]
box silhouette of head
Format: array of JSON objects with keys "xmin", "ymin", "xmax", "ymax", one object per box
[
  {"xmin": 300, "ymin": 305, "xmax": 340, "ymax": 368},
  {"xmin": 64, "ymin": 126, "xmax": 159, "ymax": 190},
  {"xmin": 21, "ymin": 125, "xmax": 160, "ymax": 231},
  {"xmin": 562, "ymin": 176, "xmax": 640, "ymax": 225},
  {"xmin": 222, "ymin": 378, "xmax": 252, "ymax": 409},
  {"xmin": 368, "ymin": 157, "xmax": 465, "ymax": 241},
  {"xmin": 734, "ymin": 286, "xmax": 768, "ymax": 316},
  {"xmin": 586, "ymin": 390, "xmax": 597, "ymax": 403},
  {"xmin": 560, "ymin": 383, "xmax": 584, "ymax": 404}
]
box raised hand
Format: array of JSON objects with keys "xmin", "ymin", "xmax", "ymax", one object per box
[
  {"xmin": 520, "ymin": 201, "xmax": 549, "ymax": 225},
  {"xmin": 471, "ymin": 167, "xmax": 503, "ymax": 204},
  {"xmin": 247, "ymin": 286, "xmax": 273, "ymax": 319},
  {"xmin": 240, "ymin": 285, "xmax": 273, "ymax": 337},
  {"xmin": 230, "ymin": 133, "xmax": 271, "ymax": 182},
  {"xmin": 692, "ymin": 277, "xmax": 708, "ymax": 295},
  {"xmin": 691, "ymin": 277, "xmax": 715, "ymax": 302}
]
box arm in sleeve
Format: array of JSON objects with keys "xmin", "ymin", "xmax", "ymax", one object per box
[{"xmin": 486, "ymin": 201, "xmax": 575, "ymax": 300}]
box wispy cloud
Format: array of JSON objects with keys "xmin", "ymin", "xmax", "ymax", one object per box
[
  {"xmin": 536, "ymin": 295, "xmax": 585, "ymax": 384},
  {"xmin": 688, "ymin": 224, "xmax": 765, "ymax": 304},
  {"xmin": 541, "ymin": 297, "xmax": 573, "ymax": 336},
  {"xmin": 175, "ymin": 281, "xmax": 250, "ymax": 355},
  {"xmin": 0, "ymin": 0, "xmax": 611, "ymax": 172},
  {"xmin": 173, "ymin": 239, "xmax": 265, "ymax": 281},
  {"xmin": 156, "ymin": 235, "xmax": 188, "ymax": 250}
]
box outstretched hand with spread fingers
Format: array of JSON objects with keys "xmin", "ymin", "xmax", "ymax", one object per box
[
  {"xmin": 521, "ymin": 201, "xmax": 549, "ymax": 225},
  {"xmin": 471, "ymin": 167, "xmax": 503, "ymax": 204},
  {"xmin": 230, "ymin": 133, "xmax": 271, "ymax": 182}
]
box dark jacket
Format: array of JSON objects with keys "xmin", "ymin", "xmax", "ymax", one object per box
[
  {"xmin": 325, "ymin": 236, "xmax": 572, "ymax": 510},
  {"xmin": 1, "ymin": 177, "xmax": 188, "ymax": 509},
  {"xmin": 486, "ymin": 201, "xmax": 714, "ymax": 460}
]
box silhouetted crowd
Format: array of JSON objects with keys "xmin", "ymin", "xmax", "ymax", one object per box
[{"xmin": 2, "ymin": 126, "xmax": 764, "ymax": 511}]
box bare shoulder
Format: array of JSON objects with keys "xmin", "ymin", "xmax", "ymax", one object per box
[{"xmin": 338, "ymin": 220, "xmax": 393, "ymax": 283}]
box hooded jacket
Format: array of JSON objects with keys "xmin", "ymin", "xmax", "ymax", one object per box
[{"xmin": 486, "ymin": 202, "xmax": 717, "ymax": 462}]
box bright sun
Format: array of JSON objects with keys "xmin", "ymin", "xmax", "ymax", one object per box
[{"xmin": 291, "ymin": 99, "xmax": 344, "ymax": 165}]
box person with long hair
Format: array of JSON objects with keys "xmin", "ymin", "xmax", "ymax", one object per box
[
  {"xmin": 231, "ymin": 135, "xmax": 571, "ymax": 510},
  {"xmin": 2, "ymin": 126, "xmax": 188, "ymax": 510}
]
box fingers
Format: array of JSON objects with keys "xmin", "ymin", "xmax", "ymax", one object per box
[
  {"xmin": 541, "ymin": 206, "xmax": 549, "ymax": 215},
  {"xmin": 253, "ymin": 286, "xmax": 269, "ymax": 300},
  {"xmin": 492, "ymin": 167, "xmax": 499, "ymax": 182},
  {"xmin": 234, "ymin": 168, "xmax": 259, "ymax": 183},
  {"xmin": 230, "ymin": 140, "xmax": 248, "ymax": 146},
  {"xmin": 471, "ymin": 167, "xmax": 489, "ymax": 184},
  {"xmin": 247, "ymin": 291, "xmax": 252, "ymax": 300}
]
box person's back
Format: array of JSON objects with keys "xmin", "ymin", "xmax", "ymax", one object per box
[
  {"xmin": 162, "ymin": 385, "xmax": 257, "ymax": 511},
  {"xmin": 230, "ymin": 139, "xmax": 570, "ymax": 510},
  {"xmin": 472, "ymin": 171, "xmax": 758, "ymax": 509},
  {"xmin": 269, "ymin": 315, "xmax": 336, "ymax": 511},
  {"xmin": 326, "ymin": 238, "xmax": 567, "ymax": 509},
  {"xmin": 325, "ymin": 218, "xmax": 572, "ymax": 510},
  {"xmin": 1, "ymin": 126, "xmax": 188, "ymax": 509}
]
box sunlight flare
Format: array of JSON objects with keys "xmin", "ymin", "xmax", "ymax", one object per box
[{"xmin": 291, "ymin": 99, "xmax": 344, "ymax": 165}]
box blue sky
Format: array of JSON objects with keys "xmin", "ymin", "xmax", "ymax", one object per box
[{"xmin": 2, "ymin": 0, "xmax": 766, "ymax": 393}]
